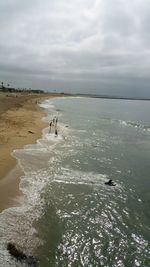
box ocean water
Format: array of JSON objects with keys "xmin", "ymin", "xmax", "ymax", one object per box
[{"xmin": 0, "ymin": 97, "xmax": 150, "ymax": 267}]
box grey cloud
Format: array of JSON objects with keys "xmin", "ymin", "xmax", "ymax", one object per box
[{"xmin": 0, "ymin": 0, "xmax": 150, "ymax": 97}]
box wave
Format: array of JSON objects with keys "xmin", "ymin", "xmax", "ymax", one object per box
[
  {"xmin": 47, "ymin": 167, "xmax": 149, "ymax": 267},
  {"xmin": 118, "ymin": 119, "xmax": 150, "ymax": 131},
  {"xmin": 101, "ymin": 116, "xmax": 150, "ymax": 132},
  {"xmin": 1, "ymin": 98, "xmax": 149, "ymax": 266}
]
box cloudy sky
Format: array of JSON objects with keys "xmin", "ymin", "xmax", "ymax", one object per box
[{"xmin": 0, "ymin": 0, "xmax": 150, "ymax": 97}]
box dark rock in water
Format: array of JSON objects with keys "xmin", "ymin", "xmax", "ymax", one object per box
[
  {"xmin": 7, "ymin": 243, "xmax": 38, "ymax": 266},
  {"xmin": 105, "ymin": 182, "xmax": 116, "ymax": 186},
  {"xmin": 105, "ymin": 179, "xmax": 116, "ymax": 186},
  {"xmin": 7, "ymin": 243, "xmax": 27, "ymax": 261}
]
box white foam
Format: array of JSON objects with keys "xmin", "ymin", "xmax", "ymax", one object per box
[
  {"xmin": 119, "ymin": 120, "xmax": 128, "ymax": 126},
  {"xmin": 53, "ymin": 168, "xmax": 108, "ymax": 186},
  {"xmin": 0, "ymin": 98, "xmax": 71, "ymax": 265},
  {"xmin": 39, "ymin": 100, "xmax": 55, "ymax": 109},
  {"xmin": 0, "ymin": 164, "xmax": 51, "ymax": 265}
]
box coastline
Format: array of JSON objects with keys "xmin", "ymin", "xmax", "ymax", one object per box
[{"xmin": 0, "ymin": 92, "xmax": 59, "ymax": 212}]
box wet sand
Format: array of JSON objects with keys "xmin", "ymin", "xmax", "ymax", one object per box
[{"xmin": 0, "ymin": 92, "xmax": 59, "ymax": 211}]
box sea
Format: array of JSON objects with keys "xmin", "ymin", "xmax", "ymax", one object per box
[{"xmin": 0, "ymin": 97, "xmax": 150, "ymax": 267}]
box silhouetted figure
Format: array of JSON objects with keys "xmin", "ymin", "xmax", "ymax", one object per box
[
  {"xmin": 49, "ymin": 121, "xmax": 52, "ymax": 133},
  {"xmin": 105, "ymin": 179, "xmax": 116, "ymax": 186},
  {"xmin": 7, "ymin": 243, "xmax": 38, "ymax": 266},
  {"xmin": 52, "ymin": 117, "xmax": 55, "ymax": 125},
  {"xmin": 55, "ymin": 128, "xmax": 58, "ymax": 136}
]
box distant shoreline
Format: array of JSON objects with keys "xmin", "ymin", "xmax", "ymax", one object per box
[
  {"xmin": 1, "ymin": 88, "xmax": 149, "ymax": 101},
  {"xmin": 72, "ymin": 94, "xmax": 150, "ymax": 101}
]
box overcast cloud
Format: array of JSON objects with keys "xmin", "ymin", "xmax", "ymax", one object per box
[{"xmin": 0, "ymin": 0, "xmax": 150, "ymax": 96}]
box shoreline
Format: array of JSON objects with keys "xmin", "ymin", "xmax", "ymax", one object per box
[
  {"xmin": 71, "ymin": 93, "xmax": 150, "ymax": 101},
  {"xmin": 0, "ymin": 92, "xmax": 61, "ymax": 212},
  {"xmin": 0, "ymin": 165, "xmax": 24, "ymax": 212}
]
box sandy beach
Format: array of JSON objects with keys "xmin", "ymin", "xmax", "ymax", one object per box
[{"xmin": 0, "ymin": 92, "xmax": 57, "ymax": 211}]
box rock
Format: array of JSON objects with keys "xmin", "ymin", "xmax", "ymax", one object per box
[
  {"xmin": 28, "ymin": 130, "xmax": 34, "ymax": 134},
  {"xmin": 7, "ymin": 243, "xmax": 38, "ymax": 266}
]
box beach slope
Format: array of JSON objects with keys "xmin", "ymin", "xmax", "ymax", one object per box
[{"xmin": 0, "ymin": 92, "xmax": 52, "ymax": 210}]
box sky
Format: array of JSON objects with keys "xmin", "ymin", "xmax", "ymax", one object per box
[{"xmin": 0, "ymin": 0, "xmax": 150, "ymax": 97}]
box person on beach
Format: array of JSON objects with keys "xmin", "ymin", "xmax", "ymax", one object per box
[
  {"xmin": 55, "ymin": 128, "xmax": 58, "ymax": 136},
  {"xmin": 49, "ymin": 121, "xmax": 52, "ymax": 133},
  {"xmin": 52, "ymin": 118, "xmax": 55, "ymax": 125}
]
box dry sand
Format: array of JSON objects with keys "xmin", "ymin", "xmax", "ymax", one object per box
[{"xmin": 0, "ymin": 92, "xmax": 59, "ymax": 211}]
